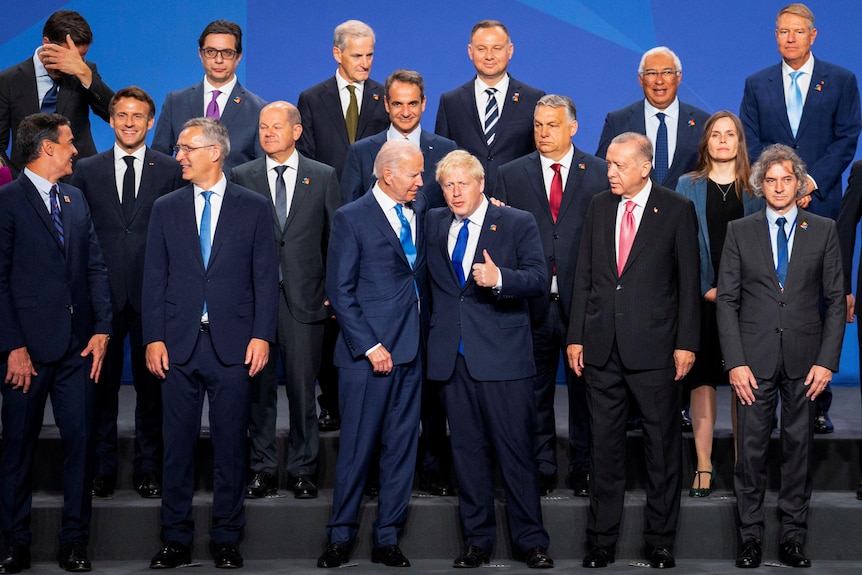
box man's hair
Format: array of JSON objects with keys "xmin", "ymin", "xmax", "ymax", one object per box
[
  {"xmin": 17, "ymin": 113, "xmax": 71, "ymax": 164},
  {"xmin": 689, "ymin": 110, "xmax": 752, "ymax": 200},
  {"xmin": 749, "ymin": 144, "xmax": 809, "ymax": 198},
  {"xmin": 470, "ymin": 20, "xmax": 510, "ymax": 42},
  {"xmin": 333, "ymin": 20, "xmax": 375, "ymax": 51},
  {"xmin": 610, "ymin": 132, "xmax": 653, "ymax": 164},
  {"xmin": 372, "ymin": 139, "xmax": 421, "ymax": 180},
  {"xmin": 638, "ymin": 46, "xmax": 682, "ymax": 74},
  {"xmin": 182, "ymin": 117, "xmax": 231, "ymax": 161},
  {"xmin": 385, "ymin": 69, "xmax": 425, "ymax": 101},
  {"xmin": 536, "ymin": 94, "xmax": 577, "ymax": 123},
  {"xmin": 261, "ymin": 101, "xmax": 302, "ymax": 126},
  {"xmin": 198, "ymin": 20, "xmax": 243, "ymax": 54},
  {"xmin": 436, "ymin": 150, "xmax": 485, "ymax": 185},
  {"xmin": 777, "ymin": 3, "xmax": 815, "ymax": 29},
  {"xmin": 109, "ymin": 86, "xmax": 156, "ymax": 119},
  {"xmin": 43, "ymin": 10, "xmax": 93, "ymax": 45}
]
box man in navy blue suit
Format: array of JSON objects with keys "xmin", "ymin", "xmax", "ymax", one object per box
[
  {"xmin": 0, "ymin": 113, "xmax": 112, "ymax": 573},
  {"xmin": 317, "ymin": 140, "xmax": 426, "ymax": 569},
  {"xmin": 152, "ymin": 20, "xmax": 266, "ymax": 174},
  {"xmin": 495, "ymin": 95, "xmax": 608, "ymax": 498},
  {"xmin": 71, "ymin": 87, "xmax": 184, "ymax": 501},
  {"xmin": 740, "ymin": 2, "xmax": 861, "ymax": 433},
  {"xmin": 435, "ymin": 20, "xmax": 545, "ymax": 196},
  {"xmin": 427, "ymin": 150, "xmax": 552, "ymax": 569},
  {"xmin": 143, "ymin": 118, "xmax": 277, "ymax": 569}
]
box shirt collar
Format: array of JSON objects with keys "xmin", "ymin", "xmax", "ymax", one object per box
[
  {"xmin": 766, "ymin": 205, "xmax": 799, "ymax": 226},
  {"xmin": 194, "ymin": 174, "xmax": 227, "ymax": 198},
  {"xmin": 475, "ymin": 74, "xmax": 510, "ymax": 97},
  {"xmin": 455, "ymin": 195, "xmax": 489, "ymax": 225},
  {"xmin": 203, "ymin": 76, "xmax": 237, "ymax": 99},
  {"xmin": 387, "ymin": 124, "xmax": 422, "ymax": 147},
  {"xmin": 782, "ymin": 53, "xmax": 815, "ymax": 77},
  {"xmin": 335, "ymin": 71, "xmax": 364, "ymax": 92},
  {"xmin": 644, "ymin": 98, "xmax": 679, "ymax": 120},
  {"xmin": 622, "ymin": 179, "xmax": 653, "ymax": 208},
  {"xmin": 539, "ymin": 145, "xmax": 575, "ymax": 172},
  {"xmin": 265, "ymin": 149, "xmax": 299, "ymax": 172},
  {"xmin": 113, "ymin": 143, "xmax": 146, "ymax": 162},
  {"xmin": 23, "ymin": 167, "xmax": 56, "ymax": 195},
  {"xmin": 33, "ymin": 48, "xmax": 51, "ymax": 80}
]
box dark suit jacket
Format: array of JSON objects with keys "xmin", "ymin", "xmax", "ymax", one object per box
[
  {"xmin": 0, "ymin": 58, "xmax": 113, "ymax": 175},
  {"xmin": 837, "ymin": 160, "xmax": 862, "ymax": 297},
  {"xmin": 0, "ymin": 174, "xmax": 112, "ymax": 362},
  {"xmin": 296, "ymin": 76, "xmax": 389, "ymax": 178},
  {"xmin": 495, "ymin": 147, "xmax": 608, "ymax": 323},
  {"xmin": 71, "ymin": 147, "xmax": 184, "ymax": 314},
  {"xmin": 326, "ymin": 190, "xmax": 427, "ymax": 368},
  {"xmin": 567, "ymin": 185, "xmax": 700, "ymax": 370},
  {"xmin": 595, "ymin": 99, "xmax": 709, "ymax": 190},
  {"xmin": 740, "ymin": 60, "xmax": 861, "ymax": 219},
  {"xmin": 435, "ymin": 76, "xmax": 544, "ymax": 195},
  {"xmin": 425, "ymin": 203, "xmax": 546, "ymax": 382},
  {"xmin": 340, "ymin": 129, "xmax": 458, "ymax": 208},
  {"xmin": 230, "ymin": 153, "xmax": 342, "ymax": 323},
  {"xmin": 142, "ymin": 182, "xmax": 278, "ymax": 365},
  {"xmin": 716, "ymin": 208, "xmax": 844, "ymax": 379},
  {"xmin": 151, "ymin": 81, "xmax": 266, "ymax": 174}
]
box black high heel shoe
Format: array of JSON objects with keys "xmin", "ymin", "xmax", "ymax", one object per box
[{"xmin": 689, "ymin": 469, "xmax": 713, "ymax": 497}]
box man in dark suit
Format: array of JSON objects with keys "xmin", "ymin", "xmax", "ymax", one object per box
[
  {"xmin": 427, "ymin": 150, "xmax": 552, "ymax": 569},
  {"xmin": 152, "ymin": 20, "xmax": 266, "ymax": 174},
  {"xmin": 143, "ymin": 118, "xmax": 277, "ymax": 569},
  {"xmin": 0, "ymin": 10, "xmax": 113, "ymax": 176},
  {"xmin": 70, "ymin": 87, "xmax": 184, "ymax": 501},
  {"xmin": 596, "ymin": 47, "xmax": 709, "ymax": 191},
  {"xmin": 0, "ymin": 113, "xmax": 112, "ymax": 573},
  {"xmin": 230, "ymin": 101, "xmax": 341, "ymax": 500},
  {"xmin": 566, "ymin": 132, "xmax": 700, "ymax": 569},
  {"xmin": 317, "ymin": 140, "xmax": 426, "ymax": 569},
  {"xmin": 341, "ymin": 69, "xmax": 457, "ymax": 208},
  {"xmin": 435, "ymin": 19, "xmax": 545, "ymax": 196},
  {"xmin": 495, "ymin": 94, "xmax": 608, "ymax": 498},
  {"xmin": 717, "ymin": 144, "xmax": 844, "ymax": 569}
]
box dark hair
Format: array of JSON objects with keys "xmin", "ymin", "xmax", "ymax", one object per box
[
  {"xmin": 17, "ymin": 113, "xmax": 71, "ymax": 164},
  {"xmin": 470, "ymin": 19, "xmax": 510, "ymax": 42},
  {"xmin": 385, "ymin": 69, "xmax": 425, "ymax": 101},
  {"xmin": 198, "ymin": 20, "xmax": 242, "ymax": 54},
  {"xmin": 42, "ymin": 10, "xmax": 93, "ymax": 45},
  {"xmin": 689, "ymin": 110, "xmax": 752, "ymax": 200},
  {"xmin": 109, "ymin": 86, "xmax": 156, "ymax": 119}
]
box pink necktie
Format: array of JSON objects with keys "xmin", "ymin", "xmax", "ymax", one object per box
[
  {"xmin": 617, "ymin": 200, "xmax": 636, "ymax": 276},
  {"xmin": 206, "ymin": 90, "xmax": 221, "ymax": 119}
]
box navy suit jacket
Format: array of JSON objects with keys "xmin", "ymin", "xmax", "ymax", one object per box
[
  {"xmin": 595, "ymin": 99, "xmax": 710, "ymax": 190},
  {"xmin": 495, "ymin": 147, "xmax": 608, "ymax": 324},
  {"xmin": 740, "ymin": 59, "xmax": 861, "ymax": 219},
  {"xmin": 425, "ymin": 203, "xmax": 546, "ymax": 382},
  {"xmin": 340, "ymin": 129, "xmax": 458, "ymax": 207},
  {"xmin": 326, "ymin": 190, "xmax": 427, "ymax": 368},
  {"xmin": 0, "ymin": 174, "xmax": 112, "ymax": 362},
  {"xmin": 152, "ymin": 81, "xmax": 267, "ymax": 174},
  {"xmin": 435, "ymin": 76, "xmax": 544, "ymax": 196},
  {"xmin": 142, "ymin": 181, "xmax": 278, "ymax": 366},
  {"xmin": 71, "ymin": 147, "xmax": 184, "ymax": 314},
  {"xmin": 230, "ymin": 153, "xmax": 342, "ymax": 324},
  {"xmin": 0, "ymin": 58, "xmax": 113, "ymax": 175},
  {"xmin": 296, "ymin": 76, "xmax": 389, "ymax": 178}
]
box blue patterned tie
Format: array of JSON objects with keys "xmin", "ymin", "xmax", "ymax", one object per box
[
  {"xmin": 654, "ymin": 112, "xmax": 668, "ymax": 185},
  {"xmin": 788, "ymin": 71, "xmax": 804, "ymax": 137},
  {"xmin": 394, "ymin": 204, "xmax": 416, "ymax": 269},
  {"xmin": 483, "ymin": 88, "xmax": 498, "ymax": 146},
  {"xmin": 200, "ymin": 191, "xmax": 213, "ymax": 316},
  {"xmin": 50, "ymin": 184, "xmax": 63, "ymax": 248},
  {"xmin": 41, "ymin": 80, "xmax": 58, "ymax": 113},
  {"xmin": 451, "ymin": 218, "xmax": 470, "ymax": 287},
  {"xmin": 776, "ymin": 216, "xmax": 788, "ymax": 289}
]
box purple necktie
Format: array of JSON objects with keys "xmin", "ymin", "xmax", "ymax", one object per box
[{"xmin": 206, "ymin": 90, "xmax": 221, "ymax": 119}]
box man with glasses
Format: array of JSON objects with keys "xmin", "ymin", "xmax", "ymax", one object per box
[{"xmin": 152, "ymin": 20, "xmax": 266, "ymax": 174}]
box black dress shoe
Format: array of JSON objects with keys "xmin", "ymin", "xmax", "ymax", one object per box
[
  {"xmin": 525, "ymin": 546, "xmax": 554, "ymax": 568},
  {"xmin": 371, "ymin": 545, "xmax": 410, "ymax": 567},
  {"xmin": 681, "ymin": 409, "xmax": 693, "ymax": 432},
  {"xmin": 814, "ymin": 411, "xmax": 834, "ymax": 434},
  {"xmin": 735, "ymin": 539, "xmax": 761, "ymax": 568},
  {"xmin": 136, "ymin": 474, "xmax": 163, "ymax": 498},
  {"xmin": 293, "ymin": 475, "xmax": 318, "ymax": 499},
  {"xmin": 57, "ymin": 542, "xmax": 91, "ymax": 572},
  {"xmin": 317, "ymin": 542, "xmax": 349, "ymax": 568},
  {"xmin": 91, "ymin": 474, "xmax": 115, "ymax": 498},
  {"xmin": 779, "ymin": 541, "xmax": 811, "ymax": 568},
  {"xmin": 420, "ymin": 470, "xmax": 453, "ymax": 496},
  {"xmin": 0, "ymin": 544, "xmax": 30, "ymax": 574},
  {"xmin": 453, "ymin": 545, "xmax": 490, "ymax": 568},
  {"xmin": 647, "ymin": 546, "xmax": 675, "ymax": 569},
  {"xmin": 214, "ymin": 542, "xmax": 243, "ymax": 569},
  {"xmin": 582, "ymin": 546, "xmax": 614, "ymax": 568},
  {"xmin": 318, "ymin": 409, "xmax": 341, "ymax": 432},
  {"xmin": 566, "ymin": 471, "xmax": 590, "ymax": 497},
  {"xmin": 538, "ymin": 472, "xmax": 557, "ymax": 495},
  {"xmin": 150, "ymin": 541, "xmax": 192, "ymax": 569},
  {"xmin": 245, "ymin": 471, "xmax": 277, "ymax": 498}
]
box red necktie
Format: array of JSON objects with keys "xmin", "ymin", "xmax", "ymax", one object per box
[
  {"xmin": 549, "ymin": 163, "xmax": 562, "ymax": 222},
  {"xmin": 618, "ymin": 200, "xmax": 636, "ymax": 276}
]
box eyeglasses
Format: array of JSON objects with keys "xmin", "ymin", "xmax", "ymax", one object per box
[
  {"xmin": 173, "ymin": 144, "xmax": 214, "ymax": 155},
  {"xmin": 640, "ymin": 69, "xmax": 680, "ymax": 80},
  {"xmin": 200, "ymin": 47, "xmax": 238, "ymax": 60}
]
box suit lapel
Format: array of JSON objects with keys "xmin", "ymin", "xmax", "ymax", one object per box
[
  {"xmin": 21, "ymin": 176, "xmax": 64, "ymax": 254},
  {"xmin": 459, "ymin": 82, "xmax": 486, "ymax": 147},
  {"xmin": 620, "ymin": 190, "xmax": 662, "ymax": 275},
  {"xmin": 601, "ymin": 195, "xmax": 619, "ymax": 276},
  {"xmin": 751, "ymin": 210, "xmax": 783, "ymax": 292},
  {"xmin": 101, "ymin": 150, "xmax": 126, "ymax": 223},
  {"xmin": 524, "ymin": 155, "xmax": 554, "ymax": 225},
  {"xmin": 285, "ymin": 157, "xmax": 311, "ymax": 232},
  {"xmin": 324, "ymin": 78, "xmax": 350, "ymax": 148},
  {"xmin": 472, "ymin": 204, "xmax": 503, "ymax": 287},
  {"xmin": 208, "ymin": 185, "xmax": 238, "ymax": 267},
  {"xmin": 784, "ymin": 210, "xmax": 809, "ymax": 289},
  {"xmin": 189, "ymin": 83, "xmax": 204, "ymax": 119},
  {"xmin": 797, "ymin": 63, "xmax": 827, "ymax": 140},
  {"xmin": 357, "ymin": 84, "xmax": 381, "ymax": 137},
  {"xmin": 366, "ymin": 193, "xmax": 409, "ymax": 267},
  {"xmin": 556, "ymin": 149, "xmax": 586, "ymax": 223},
  {"xmin": 220, "ymin": 83, "xmax": 246, "ymax": 125},
  {"xmin": 16, "ymin": 60, "xmax": 40, "ymax": 113},
  {"xmin": 766, "ymin": 65, "xmax": 795, "ymax": 141}
]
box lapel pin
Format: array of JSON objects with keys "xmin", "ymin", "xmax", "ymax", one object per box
[
  {"xmin": 490, "ymin": 224, "xmax": 497, "ymax": 231},
  {"xmin": 653, "ymin": 207, "xmax": 658, "ymax": 213},
  {"xmin": 64, "ymin": 195, "xmax": 71, "ymax": 203},
  {"xmin": 233, "ymin": 96, "xmax": 242, "ymax": 104},
  {"xmin": 800, "ymin": 221, "xmax": 808, "ymax": 230},
  {"xmin": 148, "ymin": 162, "xmax": 155, "ymax": 166},
  {"xmin": 815, "ymin": 82, "xmax": 825, "ymax": 92},
  {"xmin": 372, "ymin": 93, "xmax": 380, "ymax": 101},
  {"xmin": 688, "ymin": 119, "xmax": 695, "ymax": 127},
  {"xmin": 301, "ymin": 177, "xmax": 311, "ymax": 185},
  {"xmin": 512, "ymin": 92, "xmax": 520, "ymax": 102},
  {"xmin": 578, "ymin": 163, "xmax": 585, "ymax": 170}
]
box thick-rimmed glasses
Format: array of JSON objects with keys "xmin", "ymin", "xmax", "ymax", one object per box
[{"xmin": 200, "ymin": 47, "xmax": 238, "ymax": 60}]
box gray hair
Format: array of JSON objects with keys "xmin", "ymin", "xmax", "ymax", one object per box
[
  {"xmin": 182, "ymin": 117, "xmax": 230, "ymax": 161},
  {"xmin": 610, "ymin": 132, "xmax": 653, "ymax": 164},
  {"xmin": 749, "ymin": 144, "xmax": 809, "ymax": 198},
  {"xmin": 638, "ymin": 46, "xmax": 682, "ymax": 74},
  {"xmin": 333, "ymin": 20, "xmax": 375, "ymax": 51},
  {"xmin": 373, "ymin": 139, "xmax": 422, "ymax": 179},
  {"xmin": 536, "ymin": 94, "xmax": 577, "ymax": 122}
]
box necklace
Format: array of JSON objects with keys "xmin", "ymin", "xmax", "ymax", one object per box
[{"xmin": 715, "ymin": 181, "xmax": 735, "ymax": 202}]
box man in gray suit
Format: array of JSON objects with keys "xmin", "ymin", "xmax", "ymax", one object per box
[
  {"xmin": 230, "ymin": 101, "xmax": 342, "ymax": 500},
  {"xmin": 717, "ymin": 144, "xmax": 844, "ymax": 569}
]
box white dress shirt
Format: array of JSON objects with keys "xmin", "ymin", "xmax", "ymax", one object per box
[
  {"xmin": 203, "ymin": 76, "xmax": 237, "ymax": 117},
  {"xmin": 474, "ymin": 74, "xmax": 510, "ymax": 129},
  {"xmin": 265, "ymin": 150, "xmax": 299, "ymax": 221},
  {"xmin": 386, "ymin": 123, "xmax": 422, "ymax": 148},
  {"xmin": 335, "ymin": 71, "xmax": 365, "ymax": 118},
  {"xmin": 644, "ymin": 98, "xmax": 679, "ymax": 169}
]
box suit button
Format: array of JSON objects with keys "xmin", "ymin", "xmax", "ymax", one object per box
[
  {"xmin": 487, "ymin": 155, "xmax": 493, "ymax": 161},
  {"xmin": 775, "ymin": 328, "xmax": 782, "ymax": 333},
  {"xmin": 553, "ymin": 234, "xmax": 559, "ymax": 239},
  {"xmin": 779, "ymin": 302, "xmax": 786, "ymax": 307},
  {"xmin": 125, "ymin": 228, "xmax": 131, "ymax": 234},
  {"xmin": 280, "ymin": 241, "xmax": 285, "ymax": 246},
  {"xmin": 460, "ymin": 296, "xmax": 465, "ymax": 301},
  {"xmin": 615, "ymin": 285, "xmax": 622, "ymax": 290}
]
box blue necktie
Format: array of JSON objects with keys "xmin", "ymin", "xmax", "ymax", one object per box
[
  {"xmin": 394, "ymin": 204, "xmax": 416, "ymax": 269},
  {"xmin": 788, "ymin": 71, "xmax": 804, "ymax": 137},
  {"xmin": 41, "ymin": 80, "xmax": 58, "ymax": 113},
  {"xmin": 50, "ymin": 184, "xmax": 64, "ymax": 248},
  {"xmin": 483, "ymin": 88, "xmax": 498, "ymax": 147},
  {"xmin": 776, "ymin": 216, "xmax": 788, "ymax": 289},
  {"xmin": 654, "ymin": 112, "xmax": 668, "ymax": 184},
  {"xmin": 451, "ymin": 218, "xmax": 470, "ymax": 287},
  {"xmin": 200, "ymin": 191, "xmax": 213, "ymax": 316}
]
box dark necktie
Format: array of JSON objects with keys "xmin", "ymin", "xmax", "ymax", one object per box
[
  {"xmin": 549, "ymin": 163, "xmax": 563, "ymax": 222},
  {"xmin": 451, "ymin": 218, "xmax": 470, "ymax": 287},
  {"xmin": 346, "ymin": 85, "xmax": 359, "ymax": 144},
  {"xmin": 394, "ymin": 204, "xmax": 416, "ymax": 269},
  {"xmin": 50, "ymin": 184, "xmax": 64, "ymax": 248},
  {"xmin": 483, "ymin": 88, "xmax": 498, "ymax": 146},
  {"xmin": 655, "ymin": 112, "xmax": 668, "ymax": 185},
  {"xmin": 206, "ymin": 90, "xmax": 221, "ymax": 119},
  {"xmin": 788, "ymin": 71, "xmax": 804, "ymax": 137},
  {"xmin": 776, "ymin": 216, "xmax": 789, "ymax": 289},
  {"xmin": 122, "ymin": 156, "xmax": 136, "ymax": 223},
  {"xmin": 274, "ymin": 165, "xmax": 288, "ymax": 230},
  {"xmin": 41, "ymin": 80, "xmax": 59, "ymax": 113}
]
